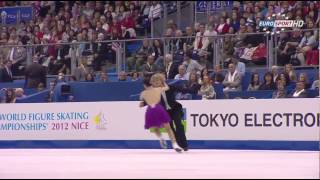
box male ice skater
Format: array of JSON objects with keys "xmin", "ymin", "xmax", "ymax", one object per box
[{"xmin": 151, "ymin": 75, "xmax": 189, "ymax": 151}]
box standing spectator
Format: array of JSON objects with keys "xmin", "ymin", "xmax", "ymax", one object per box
[
  {"xmin": 258, "ymin": 72, "xmax": 276, "ymax": 90},
  {"xmin": 247, "ymin": 73, "xmax": 261, "ymax": 91},
  {"xmin": 73, "ymin": 58, "xmax": 89, "ymax": 82},
  {"xmin": 25, "ymin": 58, "xmax": 46, "ymax": 89},
  {"xmin": 6, "ymin": 40, "xmax": 27, "ymax": 76},
  {"xmin": 0, "ymin": 61, "xmax": 13, "ymax": 82},
  {"xmin": 198, "ymin": 75, "xmax": 215, "ymax": 100},
  {"xmin": 93, "ymin": 33, "xmax": 109, "ymax": 71}
]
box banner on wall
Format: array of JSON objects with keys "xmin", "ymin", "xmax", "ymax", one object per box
[
  {"xmin": 196, "ymin": 1, "xmax": 234, "ymax": 13},
  {"xmin": 0, "ymin": 6, "xmax": 33, "ymax": 25},
  {"xmin": 0, "ymin": 99, "xmax": 319, "ymax": 141}
]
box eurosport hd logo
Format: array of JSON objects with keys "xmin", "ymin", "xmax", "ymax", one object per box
[
  {"xmin": 259, "ymin": 13, "xmax": 305, "ymax": 34},
  {"xmin": 259, "ymin": 20, "xmax": 304, "ymax": 28}
]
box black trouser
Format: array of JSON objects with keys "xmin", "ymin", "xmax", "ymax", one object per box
[{"xmin": 167, "ymin": 108, "xmax": 188, "ymax": 149}]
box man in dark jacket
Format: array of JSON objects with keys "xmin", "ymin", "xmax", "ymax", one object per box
[
  {"xmin": 141, "ymin": 74, "xmax": 189, "ymax": 151},
  {"xmin": 0, "ymin": 61, "xmax": 13, "ymax": 82},
  {"xmin": 25, "ymin": 58, "xmax": 46, "ymax": 88},
  {"xmin": 154, "ymin": 75, "xmax": 189, "ymax": 151}
]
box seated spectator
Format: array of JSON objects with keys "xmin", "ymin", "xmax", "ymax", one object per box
[
  {"xmin": 164, "ymin": 54, "xmax": 178, "ymax": 80},
  {"xmin": 152, "ymin": 39, "xmax": 164, "ymax": 70},
  {"xmin": 211, "ymin": 65, "xmax": 225, "ymax": 84},
  {"xmin": 223, "ymin": 63, "xmax": 242, "ymax": 92},
  {"xmin": 273, "ymin": 81, "xmax": 288, "ymax": 99},
  {"xmin": 170, "ymin": 30, "xmax": 185, "ymax": 55},
  {"xmin": 174, "ymin": 65, "xmax": 189, "ymax": 81},
  {"xmin": 258, "ymin": 72, "xmax": 276, "ymax": 90},
  {"xmin": 182, "ymin": 50, "xmax": 203, "ymax": 74},
  {"xmin": 232, "ymin": 57, "xmax": 246, "ymax": 77},
  {"xmin": 295, "ymin": 30, "xmax": 317, "ymax": 65},
  {"xmin": 221, "ymin": 36, "xmax": 236, "ymax": 66},
  {"xmin": 278, "ymin": 30, "xmax": 302, "ymax": 66},
  {"xmin": 120, "ymin": 13, "xmax": 136, "ymax": 39},
  {"xmin": 176, "ymin": 72, "xmax": 201, "ymax": 100},
  {"xmin": 271, "ymin": 65, "xmax": 280, "ymax": 83},
  {"xmin": 142, "ymin": 55, "xmax": 159, "ymax": 76},
  {"xmin": 85, "ymin": 73, "xmax": 95, "ymax": 82},
  {"xmin": 131, "ymin": 72, "xmax": 140, "ymax": 82},
  {"xmin": 193, "ymin": 23, "xmax": 209, "ymax": 54},
  {"xmin": 56, "ymin": 72, "xmax": 67, "ymax": 83},
  {"xmin": 118, "ymin": 71, "xmax": 127, "ymax": 81},
  {"xmin": 298, "ymin": 73, "xmax": 311, "ymax": 89},
  {"xmin": 127, "ymin": 39, "xmax": 153, "ymax": 72},
  {"xmin": 289, "ymin": 81, "xmax": 308, "ymax": 98},
  {"xmin": 198, "ymin": 75, "xmax": 215, "ymax": 100},
  {"xmin": 311, "ymin": 74, "xmax": 320, "ymax": 90},
  {"xmin": 5, "ymin": 88, "xmax": 16, "ymax": 103},
  {"xmin": 242, "ymin": 25, "xmax": 264, "ymax": 48},
  {"xmin": 98, "ymin": 72, "xmax": 109, "ymax": 82},
  {"xmin": 247, "ymin": 73, "xmax": 261, "ymax": 91},
  {"xmin": 199, "ymin": 68, "xmax": 212, "ymax": 85},
  {"xmin": 284, "ymin": 64, "xmax": 297, "ymax": 82},
  {"xmin": 37, "ymin": 83, "xmax": 45, "ymax": 92},
  {"xmin": 276, "ymin": 72, "xmax": 291, "ymax": 87},
  {"xmin": 148, "ymin": 1, "xmax": 162, "ymax": 20},
  {"xmin": 215, "ymin": 17, "xmax": 230, "ymax": 34},
  {"xmin": 183, "ymin": 26, "xmax": 195, "ymax": 52},
  {"xmin": 15, "ymin": 88, "xmax": 26, "ymax": 99},
  {"xmin": 45, "ymin": 81, "xmax": 57, "ymax": 103}
]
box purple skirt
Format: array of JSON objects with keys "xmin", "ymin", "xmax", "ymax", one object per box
[{"xmin": 145, "ymin": 104, "xmax": 171, "ymax": 129}]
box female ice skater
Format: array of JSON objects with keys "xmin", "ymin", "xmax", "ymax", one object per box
[{"xmin": 140, "ymin": 74, "xmax": 183, "ymax": 153}]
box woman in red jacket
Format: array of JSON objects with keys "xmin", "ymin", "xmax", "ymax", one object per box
[{"xmin": 215, "ymin": 17, "xmax": 230, "ymax": 34}]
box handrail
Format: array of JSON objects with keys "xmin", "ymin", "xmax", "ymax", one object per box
[{"xmin": 0, "ymin": 28, "xmax": 317, "ymax": 48}]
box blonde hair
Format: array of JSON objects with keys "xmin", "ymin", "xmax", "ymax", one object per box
[{"xmin": 150, "ymin": 73, "xmax": 165, "ymax": 85}]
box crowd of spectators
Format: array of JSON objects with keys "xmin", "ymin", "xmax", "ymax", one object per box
[{"xmin": 0, "ymin": 1, "xmax": 319, "ymax": 103}]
